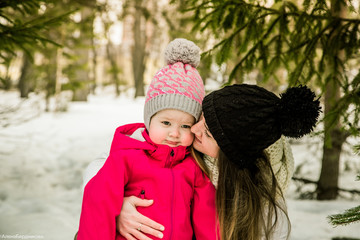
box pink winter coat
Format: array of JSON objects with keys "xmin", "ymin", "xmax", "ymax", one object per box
[{"xmin": 77, "ymin": 123, "xmax": 217, "ymax": 240}]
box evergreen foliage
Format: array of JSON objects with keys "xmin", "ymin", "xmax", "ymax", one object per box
[
  {"xmin": 0, "ymin": 0, "xmax": 77, "ymax": 95},
  {"xmin": 0, "ymin": 0, "xmax": 104, "ymax": 102},
  {"xmin": 0, "ymin": 0, "xmax": 73, "ymax": 64},
  {"xmin": 165, "ymin": 0, "xmax": 214, "ymax": 85},
  {"xmin": 184, "ymin": 0, "xmax": 360, "ymax": 86},
  {"xmin": 183, "ymin": 0, "xmax": 360, "ymax": 200},
  {"xmin": 328, "ymin": 175, "xmax": 360, "ymax": 226}
]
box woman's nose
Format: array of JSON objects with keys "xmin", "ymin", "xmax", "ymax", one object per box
[{"xmin": 191, "ymin": 121, "xmax": 201, "ymax": 135}]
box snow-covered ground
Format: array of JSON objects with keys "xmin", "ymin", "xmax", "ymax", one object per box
[{"xmin": 0, "ymin": 88, "xmax": 359, "ymax": 240}]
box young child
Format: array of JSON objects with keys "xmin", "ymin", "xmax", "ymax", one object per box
[{"xmin": 77, "ymin": 39, "xmax": 217, "ymax": 240}]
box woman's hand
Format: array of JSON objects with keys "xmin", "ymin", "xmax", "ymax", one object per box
[{"xmin": 117, "ymin": 196, "xmax": 165, "ymax": 240}]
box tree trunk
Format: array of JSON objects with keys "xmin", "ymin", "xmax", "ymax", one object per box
[
  {"xmin": 72, "ymin": 6, "xmax": 94, "ymax": 101},
  {"xmin": 55, "ymin": 47, "xmax": 65, "ymax": 112},
  {"xmin": 132, "ymin": 0, "xmax": 146, "ymax": 98},
  {"xmin": 45, "ymin": 49, "xmax": 57, "ymax": 112},
  {"xmin": 103, "ymin": 15, "xmax": 121, "ymax": 97},
  {"xmin": 2, "ymin": 60, "xmax": 12, "ymax": 90},
  {"xmin": 18, "ymin": 54, "xmax": 34, "ymax": 98},
  {"xmin": 106, "ymin": 42, "xmax": 121, "ymax": 96},
  {"xmin": 90, "ymin": 23, "xmax": 97, "ymax": 95},
  {"xmin": 317, "ymin": 82, "xmax": 346, "ymax": 200},
  {"xmin": 317, "ymin": 0, "xmax": 347, "ymax": 200}
]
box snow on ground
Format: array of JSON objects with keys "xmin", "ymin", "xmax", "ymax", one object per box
[{"xmin": 0, "ymin": 88, "xmax": 359, "ymax": 240}]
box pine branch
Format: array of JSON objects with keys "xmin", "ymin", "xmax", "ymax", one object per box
[
  {"xmin": 0, "ymin": 3, "xmax": 75, "ymax": 62},
  {"xmin": 328, "ymin": 205, "xmax": 360, "ymax": 226},
  {"xmin": 223, "ymin": 0, "xmax": 360, "ymax": 24},
  {"xmin": 286, "ymin": 20, "xmax": 333, "ymax": 54},
  {"xmin": 228, "ymin": 15, "xmax": 281, "ymax": 81},
  {"xmin": 355, "ymin": 145, "xmax": 360, "ymax": 156}
]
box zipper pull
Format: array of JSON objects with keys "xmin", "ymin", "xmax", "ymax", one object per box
[
  {"xmin": 140, "ymin": 190, "xmax": 145, "ymax": 199},
  {"xmin": 170, "ymin": 149, "xmax": 174, "ymax": 157}
]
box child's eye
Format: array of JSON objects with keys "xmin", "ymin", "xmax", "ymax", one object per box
[
  {"xmin": 162, "ymin": 121, "xmax": 171, "ymax": 126},
  {"xmin": 181, "ymin": 125, "xmax": 191, "ymax": 129}
]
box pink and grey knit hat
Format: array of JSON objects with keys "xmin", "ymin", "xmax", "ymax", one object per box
[{"xmin": 144, "ymin": 38, "xmax": 205, "ymax": 129}]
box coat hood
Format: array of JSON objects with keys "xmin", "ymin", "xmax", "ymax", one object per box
[{"xmin": 109, "ymin": 123, "xmax": 189, "ymax": 165}]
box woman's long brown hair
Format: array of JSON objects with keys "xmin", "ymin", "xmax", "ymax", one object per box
[
  {"xmin": 216, "ymin": 150, "xmax": 290, "ymax": 240},
  {"xmin": 191, "ymin": 147, "xmax": 210, "ymax": 177}
]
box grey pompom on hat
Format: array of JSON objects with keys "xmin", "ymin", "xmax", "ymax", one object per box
[{"xmin": 164, "ymin": 38, "xmax": 201, "ymax": 68}]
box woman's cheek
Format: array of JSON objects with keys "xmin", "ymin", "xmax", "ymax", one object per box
[
  {"xmin": 202, "ymin": 139, "xmax": 220, "ymax": 158},
  {"xmin": 192, "ymin": 138, "xmax": 205, "ymax": 153}
]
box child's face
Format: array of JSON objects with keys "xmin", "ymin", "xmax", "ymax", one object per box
[{"xmin": 149, "ymin": 109, "xmax": 195, "ymax": 147}]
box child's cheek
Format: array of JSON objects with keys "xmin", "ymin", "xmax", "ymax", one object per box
[{"xmin": 184, "ymin": 133, "xmax": 195, "ymax": 146}]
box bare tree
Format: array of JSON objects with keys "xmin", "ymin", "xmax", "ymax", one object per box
[
  {"xmin": 72, "ymin": 5, "xmax": 95, "ymax": 101},
  {"xmin": 18, "ymin": 53, "xmax": 35, "ymax": 98},
  {"xmin": 122, "ymin": 0, "xmax": 163, "ymax": 98}
]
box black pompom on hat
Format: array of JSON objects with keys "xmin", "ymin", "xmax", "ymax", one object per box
[{"xmin": 202, "ymin": 84, "xmax": 321, "ymax": 169}]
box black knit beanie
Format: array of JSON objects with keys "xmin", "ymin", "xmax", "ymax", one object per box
[{"xmin": 202, "ymin": 84, "xmax": 321, "ymax": 169}]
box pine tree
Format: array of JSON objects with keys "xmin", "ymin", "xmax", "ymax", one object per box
[
  {"xmin": 183, "ymin": 0, "xmax": 360, "ymax": 200},
  {"xmin": 0, "ymin": 0, "xmax": 74, "ymax": 96},
  {"xmin": 329, "ymin": 144, "xmax": 360, "ymax": 226},
  {"xmin": 328, "ymin": 176, "xmax": 360, "ymax": 226},
  {"xmin": 0, "ymin": 0, "xmax": 72, "ymax": 63}
]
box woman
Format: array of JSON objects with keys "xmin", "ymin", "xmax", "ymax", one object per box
[
  {"xmin": 195, "ymin": 84, "xmax": 320, "ymax": 240},
  {"xmin": 86, "ymin": 84, "xmax": 320, "ymax": 240}
]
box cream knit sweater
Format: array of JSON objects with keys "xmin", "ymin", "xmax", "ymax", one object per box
[
  {"xmin": 264, "ymin": 136, "xmax": 294, "ymax": 193},
  {"xmin": 203, "ymin": 136, "xmax": 294, "ymax": 193}
]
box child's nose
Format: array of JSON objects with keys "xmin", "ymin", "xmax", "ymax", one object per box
[{"xmin": 169, "ymin": 128, "xmax": 180, "ymax": 137}]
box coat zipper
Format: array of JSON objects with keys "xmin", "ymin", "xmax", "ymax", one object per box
[
  {"xmin": 169, "ymin": 167, "xmax": 175, "ymax": 239},
  {"xmin": 140, "ymin": 190, "xmax": 145, "ymax": 199},
  {"xmin": 168, "ymin": 149, "xmax": 175, "ymax": 239},
  {"xmin": 166, "ymin": 149, "xmax": 175, "ymax": 167}
]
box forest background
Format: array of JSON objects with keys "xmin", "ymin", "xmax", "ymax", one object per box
[{"xmin": 1, "ymin": 0, "xmax": 360, "ymax": 239}]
